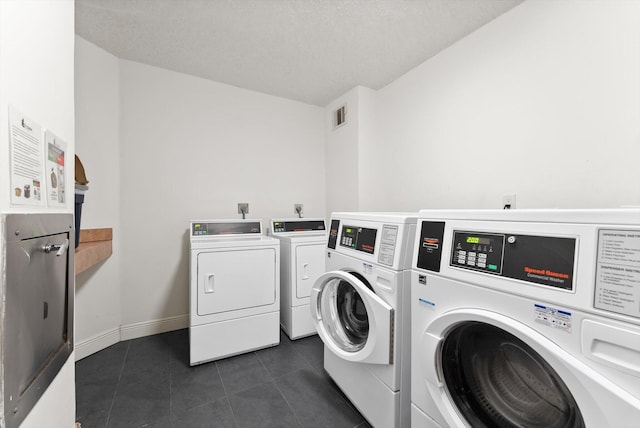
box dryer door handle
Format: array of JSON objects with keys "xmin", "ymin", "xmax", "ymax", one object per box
[
  {"xmin": 204, "ymin": 274, "xmax": 215, "ymax": 293},
  {"xmin": 302, "ymin": 263, "xmax": 309, "ymax": 280}
]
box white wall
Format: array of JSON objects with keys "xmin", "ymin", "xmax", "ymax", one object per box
[
  {"xmin": 325, "ymin": 86, "xmax": 380, "ymax": 217},
  {"xmin": 0, "ymin": 1, "xmax": 75, "ymax": 427},
  {"xmin": 355, "ymin": 86, "xmax": 380, "ymax": 211},
  {"xmin": 117, "ymin": 60, "xmax": 325, "ymax": 331},
  {"xmin": 74, "ymin": 41, "xmax": 326, "ymax": 347},
  {"xmin": 361, "ymin": 0, "xmax": 640, "ymax": 211},
  {"xmin": 74, "ymin": 36, "xmax": 122, "ymax": 358}
]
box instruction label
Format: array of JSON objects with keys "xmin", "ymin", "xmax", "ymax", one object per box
[
  {"xmin": 594, "ymin": 229, "xmax": 640, "ymax": 318},
  {"xmin": 45, "ymin": 130, "xmax": 68, "ymax": 207},
  {"xmin": 378, "ymin": 225, "xmax": 398, "ymax": 267},
  {"xmin": 9, "ymin": 107, "xmax": 45, "ymax": 206},
  {"xmin": 534, "ymin": 304, "xmax": 572, "ymax": 333}
]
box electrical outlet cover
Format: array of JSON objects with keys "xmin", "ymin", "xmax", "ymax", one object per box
[{"xmin": 502, "ymin": 194, "xmax": 516, "ymax": 209}]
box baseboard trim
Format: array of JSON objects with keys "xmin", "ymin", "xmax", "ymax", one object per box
[
  {"xmin": 120, "ymin": 314, "xmax": 189, "ymax": 341},
  {"xmin": 75, "ymin": 328, "xmax": 120, "ymax": 361},
  {"xmin": 75, "ymin": 314, "xmax": 189, "ymax": 360}
]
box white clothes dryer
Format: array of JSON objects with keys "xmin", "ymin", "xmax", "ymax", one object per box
[
  {"xmin": 270, "ymin": 218, "xmax": 327, "ymax": 339},
  {"xmin": 411, "ymin": 209, "xmax": 640, "ymax": 428},
  {"xmin": 310, "ymin": 212, "xmax": 417, "ymax": 428},
  {"xmin": 189, "ymin": 219, "xmax": 280, "ymax": 366}
]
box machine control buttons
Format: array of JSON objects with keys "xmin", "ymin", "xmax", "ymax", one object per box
[
  {"xmin": 455, "ymin": 248, "xmax": 493, "ymax": 269},
  {"xmin": 450, "ymin": 231, "xmax": 505, "ymax": 274},
  {"xmin": 340, "ymin": 225, "xmax": 377, "ymax": 254},
  {"xmin": 507, "ymin": 235, "xmax": 517, "ymax": 244}
]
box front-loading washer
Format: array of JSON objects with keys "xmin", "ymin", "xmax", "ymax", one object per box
[
  {"xmin": 189, "ymin": 219, "xmax": 280, "ymax": 365},
  {"xmin": 411, "ymin": 209, "xmax": 640, "ymax": 427},
  {"xmin": 310, "ymin": 212, "xmax": 417, "ymax": 428},
  {"xmin": 270, "ymin": 218, "xmax": 327, "ymax": 339}
]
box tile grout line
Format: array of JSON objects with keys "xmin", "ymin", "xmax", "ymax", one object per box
[
  {"xmin": 103, "ymin": 341, "xmax": 130, "ymax": 428},
  {"xmin": 215, "ymin": 358, "xmax": 239, "ymax": 425},
  {"xmin": 168, "ymin": 337, "xmax": 174, "ymax": 428},
  {"xmin": 271, "ymin": 375, "xmax": 305, "ymax": 428},
  {"xmin": 254, "ymin": 347, "xmax": 305, "ymax": 425}
]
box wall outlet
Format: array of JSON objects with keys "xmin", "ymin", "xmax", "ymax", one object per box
[
  {"xmin": 502, "ymin": 194, "xmax": 516, "ymax": 209},
  {"xmin": 237, "ymin": 203, "xmax": 249, "ymax": 214},
  {"xmin": 294, "ymin": 204, "xmax": 303, "ymax": 215}
]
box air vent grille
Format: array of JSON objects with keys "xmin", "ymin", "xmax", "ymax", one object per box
[{"xmin": 334, "ymin": 104, "xmax": 347, "ymax": 129}]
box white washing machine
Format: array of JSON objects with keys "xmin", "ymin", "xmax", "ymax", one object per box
[
  {"xmin": 310, "ymin": 212, "xmax": 417, "ymax": 428},
  {"xmin": 411, "ymin": 209, "xmax": 640, "ymax": 428},
  {"xmin": 189, "ymin": 219, "xmax": 280, "ymax": 365},
  {"xmin": 270, "ymin": 218, "xmax": 327, "ymax": 339}
]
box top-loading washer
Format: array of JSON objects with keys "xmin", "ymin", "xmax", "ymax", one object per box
[
  {"xmin": 189, "ymin": 219, "xmax": 280, "ymax": 365},
  {"xmin": 310, "ymin": 212, "xmax": 417, "ymax": 428},
  {"xmin": 270, "ymin": 218, "xmax": 327, "ymax": 339},
  {"xmin": 411, "ymin": 209, "xmax": 640, "ymax": 428}
]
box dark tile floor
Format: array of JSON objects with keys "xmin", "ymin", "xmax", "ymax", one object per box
[{"xmin": 75, "ymin": 329, "xmax": 372, "ymax": 428}]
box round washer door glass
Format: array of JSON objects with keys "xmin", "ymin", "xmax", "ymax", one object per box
[
  {"xmin": 441, "ymin": 322, "xmax": 585, "ymax": 428},
  {"xmin": 317, "ymin": 272, "xmax": 370, "ymax": 352}
]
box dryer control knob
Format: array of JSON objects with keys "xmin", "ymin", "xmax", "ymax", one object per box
[{"xmin": 507, "ymin": 236, "xmax": 517, "ymax": 244}]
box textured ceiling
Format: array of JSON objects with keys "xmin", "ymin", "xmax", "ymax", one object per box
[{"xmin": 76, "ymin": 0, "xmax": 524, "ymax": 106}]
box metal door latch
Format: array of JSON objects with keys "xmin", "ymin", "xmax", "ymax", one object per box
[{"xmin": 43, "ymin": 239, "xmax": 69, "ymax": 256}]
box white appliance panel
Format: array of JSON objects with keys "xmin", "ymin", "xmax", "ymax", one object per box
[
  {"xmin": 295, "ymin": 243, "xmax": 325, "ymax": 300},
  {"xmin": 197, "ymin": 248, "xmax": 277, "ymax": 316},
  {"xmin": 189, "ymin": 219, "xmax": 280, "ymax": 366}
]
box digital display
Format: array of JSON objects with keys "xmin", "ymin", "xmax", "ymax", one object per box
[{"xmin": 466, "ymin": 236, "xmax": 491, "ymax": 245}]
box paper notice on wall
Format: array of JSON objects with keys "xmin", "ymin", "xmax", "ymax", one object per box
[
  {"xmin": 594, "ymin": 229, "xmax": 640, "ymax": 318},
  {"xmin": 9, "ymin": 107, "xmax": 45, "ymax": 206},
  {"xmin": 45, "ymin": 130, "xmax": 68, "ymax": 207}
]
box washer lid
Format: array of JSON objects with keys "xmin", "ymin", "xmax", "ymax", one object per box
[{"xmin": 310, "ymin": 270, "xmax": 393, "ymax": 364}]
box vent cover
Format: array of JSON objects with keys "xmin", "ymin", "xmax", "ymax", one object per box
[{"xmin": 333, "ymin": 104, "xmax": 347, "ymax": 129}]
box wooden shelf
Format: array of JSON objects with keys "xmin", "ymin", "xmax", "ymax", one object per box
[{"xmin": 75, "ymin": 228, "xmax": 112, "ymax": 275}]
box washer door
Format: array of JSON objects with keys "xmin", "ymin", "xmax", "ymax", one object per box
[
  {"xmin": 310, "ymin": 270, "xmax": 393, "ymax": 364},
  {"xmin": 441, "ymin": 322, "xmax": 584, "ymax": 428},
  {"xmin": 419, "ymin": 310, "xmax": 590, "ymax": 428}
]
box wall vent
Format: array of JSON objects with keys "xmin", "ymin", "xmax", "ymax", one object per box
[{"xmin": 333, "ymin": 104, "xmax": 347, "ymax": 129}]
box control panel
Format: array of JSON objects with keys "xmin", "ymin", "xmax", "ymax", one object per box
[
  {"xmin": 272, "ymin": 220, "xmax": 326, "ymax": 233},
  {"xmin": 340, "ymin": 225, "xmax": 377, "ymax": 254},
  {"xmin": 418, "ymin": 224, "xmax": 578, "ymax": 291},
  {"xmin": 191, "ymin": 221, "xmax": 261, "ymax": 237},
  {"xmin": 451, "ymin": 231, "xmax": 505, "ymax": 274},
  {"xmin": 448, "ymin": 230, "xmax": 576, "ymax": 290}
]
